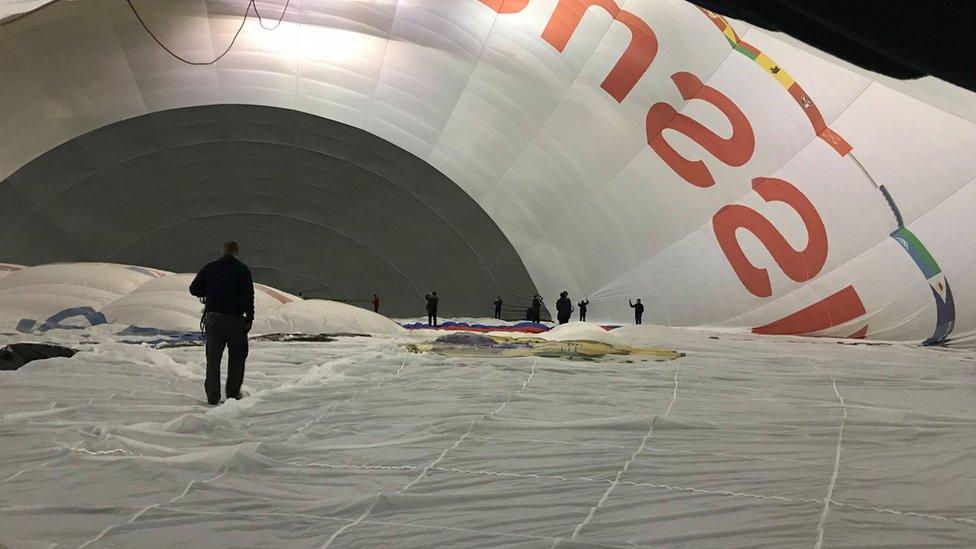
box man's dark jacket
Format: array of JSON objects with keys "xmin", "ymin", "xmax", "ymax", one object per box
[
  {"xmin": 556, "ymin": 297, "xmax": 572, "ymax": 318},
  {"xmin": 189, "ymin": 255, "xmax": 255, "ymax": 321}
]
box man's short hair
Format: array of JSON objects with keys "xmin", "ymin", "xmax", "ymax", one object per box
[{"xmin": 222, "ymin": 241, "xmax": 239, "ymax": 256}]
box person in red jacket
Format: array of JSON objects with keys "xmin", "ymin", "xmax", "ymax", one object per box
[{"xmin": 371, "ymin": 294, "xmax": 380, "ymax": 313}]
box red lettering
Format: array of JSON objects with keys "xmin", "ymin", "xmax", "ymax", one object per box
[
  {"xmin": 712, "ymin": 177, "xmax": 827, "ymax": 298},
  {"xmin": 479, "ymin": 0, "xmax": 529, "ymax": 13},
  {"xmin": 542, "ymin": 0, "xmax": 658, "ymax": 102},
  {"xmin": 646, "ymin": 71, "xmax": 754, "ymax": 188},
  {"xmin": 752, "ymin": 285, "xmax": 867, "ymax": 336},
  {"xmin": 482, "ymin": 1, "xmax": 868, "ymax": 340}
]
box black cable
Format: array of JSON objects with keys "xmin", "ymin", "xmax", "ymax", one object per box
[
  {"xmin": 252, "ymin": 0, "xmax": 291, "ymax": 30},
  {"xmin": 125, "ymin": 0, "xmax": 288, "ymax": 66}
]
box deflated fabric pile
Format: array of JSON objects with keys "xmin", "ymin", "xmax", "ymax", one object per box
[
  {"xmin": 405, "ymin": 331, "xmax": 684, "ymax": 361},
  {"xmin": 1, "ymin": 326, "xmax": 974, "ymax": 547}
]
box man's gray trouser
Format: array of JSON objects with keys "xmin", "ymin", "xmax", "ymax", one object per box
[{"xmin": 204, "ymin": 312, "xmax": 248, "ymax": 404}]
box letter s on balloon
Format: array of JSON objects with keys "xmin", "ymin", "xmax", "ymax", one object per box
[
  {"xmin": 646, "ymin": 72, "xmax": 755, "ymax": 188},
  {"xmin": 712, "ymin": 177, "xmax": 828, "ymax": 298}
]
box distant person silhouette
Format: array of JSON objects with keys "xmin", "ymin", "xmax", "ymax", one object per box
[
  {"xmin": 425, "ymin": 292, "xmax": 439, "ymax": 327},
  {"xmin": 190, "ymin": 241, "xmax": 254, "ymax": 406},
  {"xmin": 556, "ymin": 291, "xmax": 573, "ymax": 325},
  {"xmin": 493, "ymin": 296, "xmax": 503, "ymax": 319},
  {"xmin": 530, "ymin": 294, "xmax": 543, "ymax": 323},
  {"xmin": 578, "ymin": 299, "xmax": 589, "ymax": 322},
  {"xmin": 371, "ymin": 294, "xmax": 380, "ymax": 313},
  {"xmin": 629, "ymin": 298, "xmax": 645, "ymax": 325}
]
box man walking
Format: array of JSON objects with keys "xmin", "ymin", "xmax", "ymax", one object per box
[
  {"xmin": 493, "ymin": 296, "xmax": 503, "ymax": 319},
  {"xmin": 425, "ymin": 291, "xmax": 439, "ymax": 327},
  {"xmin": 190, "ymin": 241, "xmax": 254, "ymax": 406},
  {"xmin": 629, "ymin": 298, "xmax": 645, "ymax": 325}
]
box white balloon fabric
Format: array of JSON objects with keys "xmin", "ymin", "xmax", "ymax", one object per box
[
  {"xmin": 0, "ymin": 262, "xmax": 404, "ymax": 336},
  {"xmin": 251, "ymin": 299, "xmax": 405, "ymax": 336},
  {"xmin": 0, "ymin": 0, "xmax": 974, "ymax": 344},
  {"xmin": 0, "ymin": 263, "xmax": 23, "ymax": 279},
  {"xmin": 0, "ymin": 263, "xmax": 169, "ymax": 331},
  {"xmin": 99, "ymin": 274, "xmax": 297, "ymax": 332}
]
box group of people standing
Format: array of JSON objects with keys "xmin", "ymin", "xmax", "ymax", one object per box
[
  {"xmin": 378, "ymin": 290, "xmax": 645, "ymax": 327},
  {"xmin": 490, "ymin": 293, "xmax": 644, "ymax": 325},
  {"xmin": 381, "ymin": 291, "xmax": 643, "ymax": 327}
]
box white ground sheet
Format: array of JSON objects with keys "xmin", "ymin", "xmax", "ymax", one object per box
[{"xmin": 2, "ymin": 326, "xmax": 975, "ymax": 547}]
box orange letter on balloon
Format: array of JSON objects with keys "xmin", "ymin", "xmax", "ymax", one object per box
[
  {"xmin": 752, "ymin": 285, "xmax": 866, "ymax": 336},
  {"xmin": 479, "ymin": 0, "xmax": 529, "ymax": 13},
  {"xmin": 712, "ymin": 177, "xmax": 828, "ymax": 298},
  {"xmin": 542, "ymin": 0, "xmax": 658, "ymax": 102},
  {"xmin": 646, "ymin": 72, "xmax": 755, "ymax": 188}
]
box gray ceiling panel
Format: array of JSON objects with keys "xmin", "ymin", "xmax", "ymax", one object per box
[{"xmin": 0, "ymin": 104, "xmax": 539, "ymax": 317}]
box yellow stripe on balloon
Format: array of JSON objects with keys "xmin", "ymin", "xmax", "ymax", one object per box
[{"xmin": 755, "ymin": 53, "xmax": 795, "ymax": 89}]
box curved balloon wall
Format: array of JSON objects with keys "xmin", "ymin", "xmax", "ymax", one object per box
[{"xmin": 0, "ymin": 0, "xmax": 974, "ymax": 343}]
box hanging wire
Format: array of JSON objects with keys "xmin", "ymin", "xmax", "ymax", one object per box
[
  {"xmin": 252, "ymin": 0, "xmax": 291, "ymax": 30},
  {"xmin": 124, "ymin": 0, "xmax": 291, "ymax": 66}
]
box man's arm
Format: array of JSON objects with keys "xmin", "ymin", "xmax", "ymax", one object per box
[
  {"xmin": 241, "ymin": 267, "xmax": 255, "ymax": 322},
  {"xmin": 189, "ymin": 266, "xmax": 207, "ymax": 298}
]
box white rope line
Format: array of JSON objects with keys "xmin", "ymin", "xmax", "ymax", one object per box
[
  {"xmin": 69, "ymin": 447, "xmax": 132, "ymax": 456},
  {"xmin": 565, "ymin": 421, "xmax": 653, "ymax": 544},
  {"xmin": 285, "ymin": 459, "xmax": 819, "ymax": 506},
  {"xmin": 665, "ymin": 363, "xmax": 679, "ymax": 417},
  {"xmin": 433, "ymin": 466, "xmax": 604, "ymax": 485},
  {"xmin": 398, "ymin": 424, "xmax": 476, "ymax": 494},
  {"xmin": 79, "ymin": 470, "xmax": 227, "ymax": 548},
  {"xmin": 152, "ymin": 504, "xmax": 631, "ymax": 547},
  {"xmin": 328, "ymin": 359, "xmax": 538, "ymax": 545},
  {"xmin": 1, "ymin": 457, "xmax": 63, "ymax": 483},
  {"xmin": 831, "ymin": 501, "xmax": 976, "ymax": 527},
  {"xmin": 619, "ymin": 480, "xmax": 821, "ymax": 505},
  {"xmin": 320, "ymin": 492, "xmax": 382, "ymax": 549},
  {"xmin": 563, "ymin": 364, "xmax": 679, "ymax": 544},
  {"xmin": 401, "ymin": 359, "xmax": 537, "ymax": 493},
  {"xmin": 467, "ymin": 433, "xmax": 826, "ymax": 467},
  {"xmin": 298, "ymin": 461, "xmax": 417, "ymax": 472},
  {"xmin": 152, "ymin": 493, "xmax": 976, "ymax": 533},
  {"xmin": 288, "ymin": 353, "xmax": 408, "ymax": 443},
  {"xmin": 815, "ymin": 373, "xmax": 847, "ymax": 549},
  {"xmin": 6, "ymin": 457, "xmax": 973, "ymax": 534},
  {"xmin": 493, "ymin": 360, "xmax": 535, "ymax": 416},
  {"xmin": 288, "ymin": 393, "xmax": 358, "ymax": 443}
]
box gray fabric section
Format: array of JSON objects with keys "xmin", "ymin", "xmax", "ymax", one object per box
[{"xmin": 0, "ymin": 104, "xmax": 539, "ymax": 317}]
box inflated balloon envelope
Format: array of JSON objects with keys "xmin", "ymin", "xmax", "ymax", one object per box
[{"xmin": 404, "ymin": 332, "xmax": 683, "ymax": 361}]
